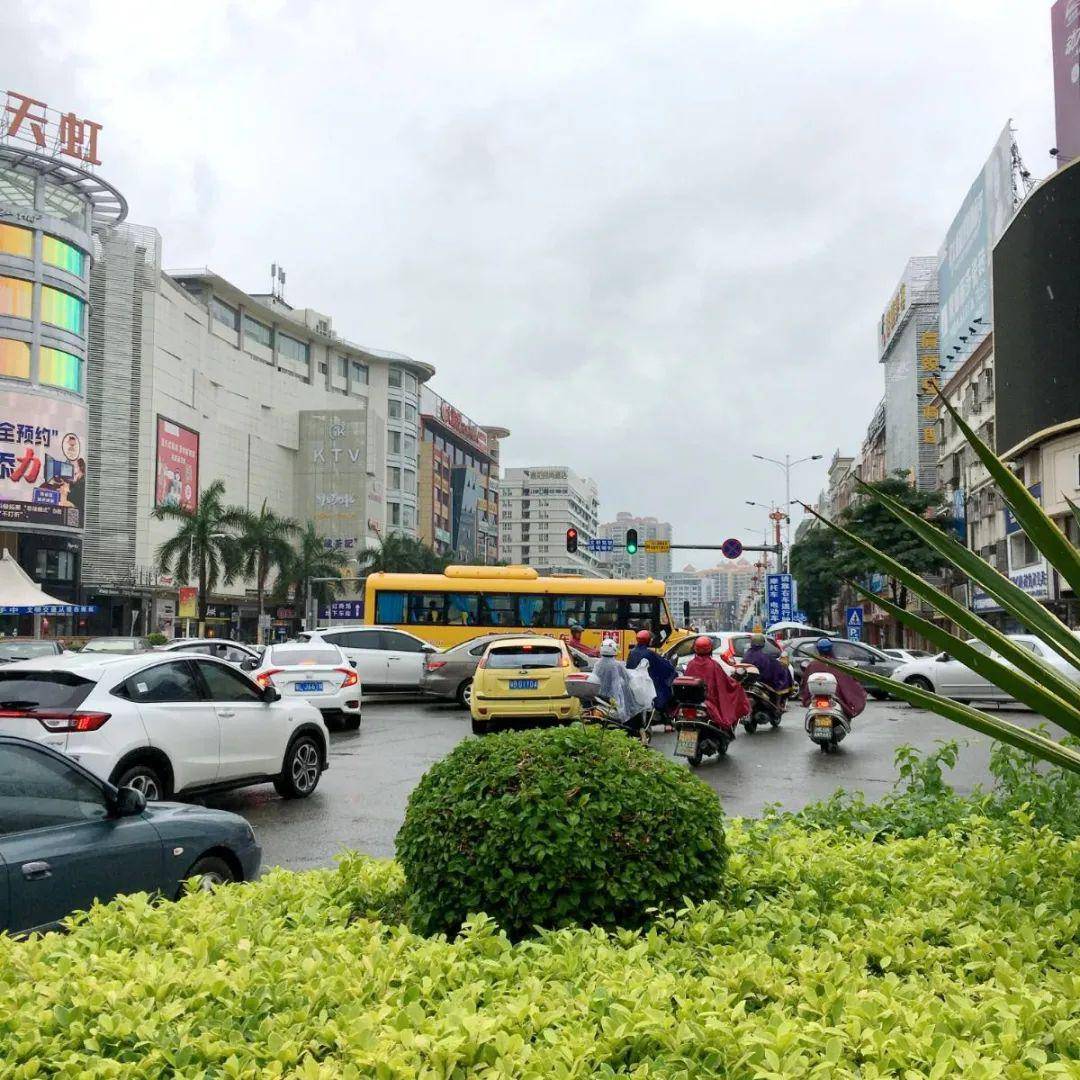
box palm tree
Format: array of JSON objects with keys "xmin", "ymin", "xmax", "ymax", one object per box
[
  {"xmin": 238, "ymin": 500, "xmax": 299, "ymax": 643},
  {"xmin": 355, "ymin": 534, "xmax": 448, "ymax": 575},
  {"xmin": 274, "ymin": 523, "xmax": 353, "ymax": 621},
  {"xmin": 153, "ymin": 480, "xmax": 246, "ymax": 632}
]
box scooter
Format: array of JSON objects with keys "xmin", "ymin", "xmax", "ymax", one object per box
[
  {"xmin": 566, "ymin": 673, "xmax": 651, "ymax": 745},
  {"xmin": 671, "ymin": 676, "xmax": 734, "ymax": 766},
  {"xmin": 804, "ymin": 671, "xmax": 851, "ymax": 753},
  {"xmin": 734, "ymin": 666, "xmax": 786, "ymax": 734}
]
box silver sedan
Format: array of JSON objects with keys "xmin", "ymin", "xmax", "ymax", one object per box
[{"xmin": 421, "ymin": 633, "xmax": 540, "ymax": 708}]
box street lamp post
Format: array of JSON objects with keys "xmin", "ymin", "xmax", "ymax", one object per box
[
  {"xmin": 752, "ymin": 453, "xmax": 823, "ymax": 568},
  {"xmin": 746, "ymin": 501, "xmax": 786, "ymax": 573}
]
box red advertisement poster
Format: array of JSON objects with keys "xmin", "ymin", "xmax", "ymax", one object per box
[{"xmin": 155, "ymin": 416, "xmax": 199, "ymax": 512}]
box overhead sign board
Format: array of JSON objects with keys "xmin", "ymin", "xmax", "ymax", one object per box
[
  {"xmin": 643, "ymin": 539, "xmax": 670, "ymax": 553},
  {"xmin": 586, "ymin": 537, "xmax": 614, "ymax": 553}
]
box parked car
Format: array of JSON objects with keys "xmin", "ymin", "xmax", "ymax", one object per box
[
  {"xmin": 0, "ymin": 653, "xmax": 329, "ymax": 802},
  {"xmin": 420, "ymin": 633, "xmax": 524, "ymax": 708},
  {"xmin": 80, "ymin": 637, "xmax": 154, "ymax": 655},
  {"xmin": 785, "ymin": 637, "xmax": 901, "ymax": 699},
  {"xmin": 0, "ymin": 640, "xmax": 69, "ymax": 664},
  {"xmin": 0, "ymin": 734, "xmax": 260, "ymax": 936},
  {"xmin": 882, "ymin": 648, "xmax": 934, "ymax": 664},
  {"xmin": 470, "ymin": 636, "xmax": 584, "ymax": 735},
  {"xmin": 662, "ymin": 631, "xmax": 784, "ymax": 674},
  {"xmin": 157, "ymin": 638, "xmax": 264, "ymax": 667},
  {"xmin": 892, "ymin": 633, "xmax": 1080, "ymax": 703},
  {"xmin": 298, "ymin": 626, "xmax": 436, "ymax": 692},
  {"xmin": 251, "ymin": 642, "xmax": 361, "ymax": 730}
]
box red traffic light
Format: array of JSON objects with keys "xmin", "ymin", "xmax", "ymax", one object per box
[{"xmin": 565, "ymin": 527, "xmax": 579, "ymax": 553}]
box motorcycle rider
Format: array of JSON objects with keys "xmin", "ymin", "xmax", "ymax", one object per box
[
  {"xmin": 592, "ymin": 637, "xmax": 642, "ymax": 731},
  {"xmin": 626, "ymin": 629, "xmax": 677, "ymax": 722},
  {"xmin": 684, "ymin": 636, "xmax": 750, "ymax": 735},
  {"xmin": 742, "ymin": 633, "xmax": 793, "ymax": 698},
  {"xmin": 567, "ymin": 619, "xmax": 600, "ymax": 658},
  {"xmin": 798, "ymin": 638, "xmax": 868, "ymax": 719}
]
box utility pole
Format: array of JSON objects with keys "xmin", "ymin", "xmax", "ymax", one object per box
[{"xmin": 753, "ymin": 452, "xmax": 823, "ymax": 569}]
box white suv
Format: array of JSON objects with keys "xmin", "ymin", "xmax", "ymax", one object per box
[
  {"xmin": 299, "ymin": 626, "xmax": 436, "ymax": 692},
  {"xmin": 0, "ymin": 653, "xmax": 329, "ymax": 802}
]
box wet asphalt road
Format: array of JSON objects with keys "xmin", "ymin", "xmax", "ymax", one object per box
[{"xmin": 200, "ymin": 696, "xmax": 1015, "ymax": 872}]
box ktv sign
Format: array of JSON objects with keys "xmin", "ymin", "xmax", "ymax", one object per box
[{"xmin": 1, "ymin": 90, "xmax": 102, "ymax": 167}]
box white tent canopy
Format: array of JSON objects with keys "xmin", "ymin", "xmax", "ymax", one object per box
[{"xmin": 0, "ymin": 549, "xmax": 89, "ymax": 615}]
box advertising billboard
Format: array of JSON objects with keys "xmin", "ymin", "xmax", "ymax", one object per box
[
  {"xmin": 877, "ymin": 257, "xmax": 937, "ymax": 359},
  {"xmin": 0, "ymin": 389, "xmax": 86, "ymax": 531},
  {"xmin": 1051, "ymin": 0, "xmax": 1080, "ymax": 166},
  {"xmin": 992, "ymin": 160, "xmax": 1080, "ymax": 453},
  {"xmin": 937, "ymin": 125, "xmax": 1015, "ymax": 378},
  {"xmin": 297, "ymin": 409, "xmax": 368, "ymax": 556},
  {"xmin": 155, "ymin": 417, "xmax": 199, "ymax": 513}
]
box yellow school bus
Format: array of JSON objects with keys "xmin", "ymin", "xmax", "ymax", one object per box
[{"xmin": 363, "ymin": 566, "xmax": 686, "ymax": 657}]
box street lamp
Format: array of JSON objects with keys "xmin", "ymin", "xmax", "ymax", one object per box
[{"xmin": 752, "ymin": 453, "xmax": 823, "ymax": 565}]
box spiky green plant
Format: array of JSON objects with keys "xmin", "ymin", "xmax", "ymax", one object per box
[{"xmin": 806, "ymin": 395, "xmax": 1080, "ymax": 774}]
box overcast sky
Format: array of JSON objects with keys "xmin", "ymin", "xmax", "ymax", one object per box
[{"xmin": 8, "ymin": 0, "xmax": 1057, "ymax": 557}]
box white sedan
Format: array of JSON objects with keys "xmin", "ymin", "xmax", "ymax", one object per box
[
  {"xmin": 892, "ymin": 633, "xmax": 1080, "ymax": 703},
  {"xmin": 252, "ymin": 642, "xmax": 361, "ymax": 730}
]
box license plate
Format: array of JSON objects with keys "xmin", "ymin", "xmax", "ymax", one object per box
[
  {"xmin": 509, "ymin": 679, "xmax": 538, "ymax": 690},
  {"xmin": 814, "ymin": 724, "xmax": 832, "ymax": 738},
  {"xmin": 295, "ymin": 681, "xmax": 323, "ymax": 693},
  {"xmin": 675, "ymin": 728, "xmax": 699, "ymax": 758}
]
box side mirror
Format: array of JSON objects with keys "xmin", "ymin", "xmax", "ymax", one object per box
[
  {"xmin": 940, "ymin": 654, "xmax": 952, "ymax": 663},
  {"xmin": 349, "ymin": 659, "xmax": 358, "ymax": 668},
  {"xmin": 240, "ymin": 658, "xmax": 258, "ymax": 671},
  {"xmin": 572, "ymin": 654, "xmax": 589, "ymax": 669},
  {"xmin": 422, "ymin": 644, "xmax": 437, "ymax": 654},
  {"xmin": 112, "ymin": 785, "xmax": 147, "ymax": 816},
  {"xmin": 262, "ymin": 685, "xmax": 281, "ymax": 703}
]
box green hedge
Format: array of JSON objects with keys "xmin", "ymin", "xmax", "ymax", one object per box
[
  {"xmin": 2, "ymin": 819, "xmax": 1078, "ymax": 1076},
  {"xmin": 397, "ymin": 725, "xmax": 727, "ymax": 937}
]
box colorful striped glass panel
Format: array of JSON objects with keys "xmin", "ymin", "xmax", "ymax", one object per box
[
  {"xmin": 39, "ymin": 346, "xmax": 82, "ymax": 392},
  {"xmin": 0, "ymin": 277, "xmax": 32, "ymax": 319},
  {"xmin": 0, "ymin": 339, "xmax": 30, "ymax": 379},
  {"xmin": 40, "ymin": 285, "xmax": 84, "ymax": 334},
  {"xmin": 42, "ymin": 235, "xmax": 86, "ymax": 277},
  {"xmin": 0, "ymin": 224, "xmax": 32, "ymax": 259}
]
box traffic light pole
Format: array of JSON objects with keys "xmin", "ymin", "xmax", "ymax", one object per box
[{"xmin": 666, "ymin": 543, "xmax": 782, "ymax": 556}]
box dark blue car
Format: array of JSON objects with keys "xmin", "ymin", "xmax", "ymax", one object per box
[{"xmin": 0, "ymin": 735, "xmax": 261, "ymax": 935}]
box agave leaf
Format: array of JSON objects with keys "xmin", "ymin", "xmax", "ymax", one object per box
[
  {"xmin": 804, "ymin": 504, "xmax": 1080, "ymax": 714},
  {"xmin": 937, "ymin": 393, "xmax": 1080, "ymax": 598},
  {"xmin": 848, "ymin": 581, "xmax": 1080, "ymax": 738},
  {"xmin": 830, "ymin": 660, "xmax": 1080, "ymax": 774},
  {"xmin": 854, "ymin": 476, "xmax": 1080, "ymax": 672},
  {"xmin": 1067, "ymin": 494, "xmax": 1080, "ymax": 537}
]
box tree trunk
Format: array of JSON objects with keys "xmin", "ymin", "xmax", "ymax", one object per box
[
  {"xmin": 256, "ymin": 556, "xmax": 267, "ymax": 645},
  {"xmin": 197, "ymin": 552, "xmax": 208, "ymax": 638}
]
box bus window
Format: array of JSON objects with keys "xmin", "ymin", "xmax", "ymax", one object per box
[
  {"xmin": 586, "ymin": 595, "xmax": 620, "ymax": 629},
  {"xmin": 519, "ymin": 595, "xmax": 551, "ymax": 628},
  {"xmin": 375, "ymin": 591, "xmax": 406, "ymax": 624},
  {"xmin": 551, "ymin": 596, "xmax": 587, "ymax": 628},
  {"xmin": 446, "ymin": 593, "xmax": 480, "ymax": 626},
  {"xmin": 623, "ymin": 598, "xmax": 660, "ymax": 630},
  {"xmin": 406, "ymin": 593, "xmax": 447, "ymax": 625},
  {"xmin": 480, "ymin": 593, "xmax": 518, "ymax": 626}
]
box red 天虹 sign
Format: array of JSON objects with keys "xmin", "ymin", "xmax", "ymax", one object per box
[{"xmin": 155, "ymin": 417, "xmax": 199, "ymax": 513}]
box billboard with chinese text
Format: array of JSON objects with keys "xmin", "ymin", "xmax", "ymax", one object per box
[
  {"xmin": 1051, "ymin": 0, "xmax": 1080, "ymax": 166},
  {"xmin": 155, "ymin": 416, "xmax": 199, "ymax": 513},
  {"xmin": 937, "ymin": 124, "xmax": 1015, "ymax": 379},
  {"xmin": 0, "ymin": 390, "xmax": 85, "ymax": 531},
  {"xmin": 297, "ymin": 409, "xmax": 368, "ymax": 558}
]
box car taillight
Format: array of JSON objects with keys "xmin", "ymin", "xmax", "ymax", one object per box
[
  {"xmin": 814, "ymin": 697, "xmax": 832, "ymax": 709},
  {"xmin": 336, "ymin": 667, "xmax": 359, "ymax": 688},
  {"xmin": 426, "ymin": 660, "xmax": 447, "ymax": 671},
  {"xmin": 256, "ymin": 669, "xmax": 282, "ymax": 688},
  {"xmin": 26, "ymin": 711, "xmax": 111, "ymax": 732}
]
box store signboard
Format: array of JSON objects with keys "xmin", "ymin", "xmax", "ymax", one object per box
[
  {"xmin": 178, "ymin": 587, "xmax": 197, "ymax": 619},
  {"xmin": 298, "ymin": 409, "xmax": 368, "ymax": 554},
  {"xmin": 1, "ymin": 89, "xmax": 102, "ymax": 166},
  {"xmin": 0, "ymin": 389, "xmax": 85, "ymax": 531},
  {"xmin": 155, "ymin": 416, "xmax": 199, "ymax": 513},
  {"xmin": 1051, "ymin": 0, "xmax": 1080, "ymax": 166}
]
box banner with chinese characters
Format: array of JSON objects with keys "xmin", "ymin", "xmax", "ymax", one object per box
[
  {"xmin": 0, "ymin": 390, "xmax": 86, "ymax": 531},
  {"xmin": 155, "ymin": 416, "xmax": 199, "ymax": 513},
  {"xmin": 916, "ymin": 318, "xmax": 941, "ymax": 489},
  {"xmin": 297, "ymin": 410, "xmax": 368, "ymax": 557},
  {"xmin": 765, "ymin": 573, "xmax": 794, "ymax": 626}
]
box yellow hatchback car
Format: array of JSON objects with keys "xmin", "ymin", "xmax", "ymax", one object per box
[{"xmin": 470, "ymin": 636, "xmax": 584, "ymax": 735}]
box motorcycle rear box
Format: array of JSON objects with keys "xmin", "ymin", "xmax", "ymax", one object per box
[{"xmin": 672, "ymin": 676, "xmax": 706, "ymax": 705}]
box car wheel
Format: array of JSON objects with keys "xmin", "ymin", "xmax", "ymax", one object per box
[
  {"xmin": 456, "ymin": 679, "xmax": 473, "ymax": 709},
  {"xmin": 905, "ymin": 675, "xmax": 934, "ymax": 693},
  {"xmin": 181, "ymin": 855, "xmax": 235, "ymax": 897},
  {"xmin": 274, "ymin": 735, "xmax": 322, "ymax": 799},
  {"xmin": 115, "ymin": 763, "xmax": 167, "ymax": 802}
]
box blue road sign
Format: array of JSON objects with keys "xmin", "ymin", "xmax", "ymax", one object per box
[
  {"xmin": 721, "ymin": 537, "xmax": 743, "ymax": 559},
  {"xmin": 793, "ymin": 610, "xmax": 808, "ymax": 624},
  {"xmin": 845, "ymin": 606, "xmax": 864, "ymax": 642},
  {"xmin": 586, "ymin": 537, "xmax": 614, "ymax": 553},
  {"xmin": 766, "ymin": 573, "xmax": 794, "ymax": 626}
]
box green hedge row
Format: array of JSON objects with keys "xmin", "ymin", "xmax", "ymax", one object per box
[{"xmin": 3, "ymin": 818, "xmax": 1078, "ymax": 1077}]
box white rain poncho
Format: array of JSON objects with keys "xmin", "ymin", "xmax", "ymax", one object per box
[{"xmin": 591, "ymin": 655, "xmax": 638, "ymax": 721}]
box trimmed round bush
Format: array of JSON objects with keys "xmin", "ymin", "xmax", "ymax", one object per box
[{"xmin": 396, "ymin": 725, "xmax": 727, "ymax": 937}]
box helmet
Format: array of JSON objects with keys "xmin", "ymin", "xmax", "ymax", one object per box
[
  {"xmin": 568, "ymin": 620, "xmax": 584, "ymax": 633},
  {"xmin": 599, "ymin": 638, "xmax": 618, "ymax": 657},
  {"xmin": 750, "ymin": 633, "xmax": 765, "ymax": 647},
  {"xmin": 816, "ymin": 637, "xmax": 834, "ymax": 655},
  {"xmin": 693, "ymin": 635, "xmax": 714, "ymax": 656},
  {"xmin": 635, "ymin": 629, "xmax": 653, "ymax": 645}
]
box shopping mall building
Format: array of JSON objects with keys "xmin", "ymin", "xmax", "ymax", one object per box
[{"xmin": 1, "ymin": 88, "xmax": 507, "ymax": 639}]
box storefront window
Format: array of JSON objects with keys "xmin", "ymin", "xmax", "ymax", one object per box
[
  {"xmin": 42, "ymin": 234, "xmax": 85, "ymax": 277},
  {"xmin": 40, "ymin": 285, "xmax": 84, "ymax": 334},
  {"xmin": 0, "ymin": 277, "xmax": 33, "ymax": 320},
  {"xmin": 0, "ymin": 338, "xmax": 30, "ymax": 380},
  {"xmin": 0, "ymin": 224, "xmax": 32, "ymax": 259},
  {"xmin": 39, "ymin": 346, "xmax": 81, "ymax": 392}
]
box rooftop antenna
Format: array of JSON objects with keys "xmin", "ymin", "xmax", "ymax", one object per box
[{"xmin": 270, "ymin": 263, "xmax": 287, "ymax": 301}]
